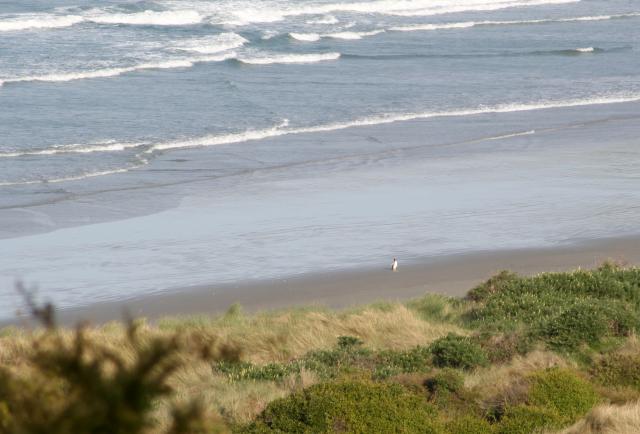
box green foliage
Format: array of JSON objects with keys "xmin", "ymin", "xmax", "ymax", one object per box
[
  {"xmin": 496, "ymin": 405, "xmax": 562, "ymax": 434},
  {"xmin": 246, "ymin": 381, "xmax": 444, "ymax": 433},
  {"xmin": 527, "ymin": 368, "xmax": 598, "ymax": 423},
  {"xmin": 477, "ymin": 332, "xmax": 533, "ymax": 364},
  {"xmin": 467, "ymin": 264, "xmax": 640, "ymax": 330},
  {"xmin": 467, "ymin": 271, "xmax": 519, "ymax": 302},
  {"xmin": 591, "ymin": 352, "xmax": 640, "ymax": 390},
  {"xmin": 406, "ymin": 294, "xmax": 460, "ymax": 322},
  {"xmin": 374, "ymin": 346, "xmax": 432, "ymax": 378},
  {"xmin": 214, "ymin": 338, "xmax": 433, "ymax": 383},
  {"xmin": 537, "ymin": 300, "xmax": 637, "ymax": 350},
  {"xmin": 215, "ymin": 361, "xmax": 303, "ymax": 383},
  {"xmin": 429, "ymin": 334, "xmax": 488, "ymax": 370},
  {"xmin": 336, "ymin": 336, "xmax": 364, "ymax": 349},
  {"xmin": 425, "ymin": 369, "xmax": 464, "ymax": 396},
  {"xmin": 445, "ymin": 416, "xmax": 494, "ymax": 434}
]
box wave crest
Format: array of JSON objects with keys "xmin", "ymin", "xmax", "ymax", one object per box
[
  {"xmin": 0, "ymin": 14, "xmax": 83, "ymax": 32},
  {"xmin": 0, "ymin": 54, "xmax": 236, "ymax": 86},
  {"xmin": 87, "ymin": 9, "xmax": 202, "ymax": 26},
  {"xmin": 147, "ymin": 93, "xmax": 640, "ymax": 153},
  {"xmin": 236, "ymin": 52, "xmax": 341, "ymax": 65},
  {"xmin": 172, "ymin": 33, "xmax": 248, "ymax": 54}
]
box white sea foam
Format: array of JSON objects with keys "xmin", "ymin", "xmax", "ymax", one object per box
[
  {"xmin": 87, "ymin": 9, "xmax": 202, "ymax": 26},
  {"xmin": 487, "ymin": 130, "xmax": 536, "ymax": 140},
  {"xmin": 388, "ymin": 0, "xmax": 579, "ymax": 17},
  {"xmin": 172, "ymin": 33, "xmax": 247, "ymax": 54},
  {"xmin": 290, "ymin": 32, "xmax": 321, "ymax": 42},
  {"xmin": 0, "ymin": 54, "xmax": 235, "ymax": 86},
  {"xmin": 290, "ymin": 29, "xmax": 384, "ymax": 41},
  {"xmin": 0, "ymin": 14, "xmax": 83, "ymax": 32},
  {"xmin": 195, "ymin": 0, "xmax": 581, "ymax": 27},
  {"xmin": 237, "ymin": 52, "xmax": 341, "ymax": 65},
  {"xmin": 0, "ymin": 141, "xmax": 146, "ymax": 158},
  {"xmin": 0, "ymin": 159, "xmax": 148, "ymax": 186},
  {"xmin": 575, "ymin": 47, "xmax": 595, "ymax": 52},
  {"xmin": 149, "ymin": 93, "xmax": 640, "ymax": 153},
  {"xmin": 306, "ymin": 15, "xmax": 339, "ymax": 25},
  {"xmin": 390, "ymin": 22, "xmax": 477, "ymax": 31},
  {"xmin": 390, "ymin": 13, "xmax": 640, "ymax": 33},
  {"xmin": 261, "ymin": 30, "xmax": 280, "ymax": 40},
  {"xmin": 326, "ymin": 30, "xmax": 385, "ymax": 39}
]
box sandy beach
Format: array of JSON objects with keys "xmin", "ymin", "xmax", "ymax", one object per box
[{"xmin": 3, "ymin": 234, "xmax": 636, "ymax": 327}]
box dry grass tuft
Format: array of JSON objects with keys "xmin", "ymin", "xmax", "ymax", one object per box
[
  {"xmin": 555, "ymin": 401, "xmax": 640, "ymax": 434},
  {"xmin": 466, "ymin": 349, "xmax": 573, "ymax": 393},
  {"xmin": 160, "ymin": 303, "xmax": 464, "ymax": 364}
]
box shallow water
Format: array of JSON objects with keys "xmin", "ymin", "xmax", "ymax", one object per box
[{"xmin": 1, "ymin": 0, "xmax": 639, "ymax": 317}]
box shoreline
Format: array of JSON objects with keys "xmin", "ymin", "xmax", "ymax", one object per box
[{"xmin": 4, "ymin": 234, "xmax": 640, "ymax": 328}]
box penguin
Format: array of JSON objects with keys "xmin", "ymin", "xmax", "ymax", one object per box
[{"xmin": 391, "ymin": 258, "xmax": 398, "ymax": 272}]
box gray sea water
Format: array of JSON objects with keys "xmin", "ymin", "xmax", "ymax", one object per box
[{"xmin": 1, "ymin": 0, "xmax": 640, "ymax": 317}]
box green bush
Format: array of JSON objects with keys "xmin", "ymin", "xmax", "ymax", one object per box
[
  {"xmin": 425, "ymin": 369, "xmax": 464, "ymax": 396},
  {"xmin": 467, "ymin": 271, "xmax": 519, "ymax": 302},
  {"xmin": 246, "ymin": 381, "xmax": 444, "ymax": 433},
  {"xmin": 429, "ymin": 334, "xmax": 488, "ymax": 370},
  {"xmin": 591, "ymin": 352, "xmax": 640, "ymax": 390},
  {"xmin": 537, "ymin": 301, "xmax": 637, "ymax": 350},
  {"xmin": 478, "ymin": 332, "xmax": 533, "ymax": 363},
  {"xmin": 445, "ymin": 416, "xmax": 494, "ymax": 434},
  {"xmin": 466, "ymin": 266, "xmax": 640, "ymax": 333},
  {"xmin": 527, "ymin": 368, "xmax": 598, "ymax": 423},
  {"xmin": 375, "ymin": 346, "xmax": 432, "ymax": 377},
  {"xmin": 496, "ymin": 405, "xmax": 562, "ymax": 434}
]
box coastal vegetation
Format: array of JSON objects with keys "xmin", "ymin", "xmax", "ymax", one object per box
[{"xmin": 1, "ymin": 263, "xmax": 640, "ymax": 433}]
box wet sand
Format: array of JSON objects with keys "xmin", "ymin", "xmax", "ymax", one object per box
[{"xmin": 4, "ymin": 235, "xmax": 639, "ymax": 327}]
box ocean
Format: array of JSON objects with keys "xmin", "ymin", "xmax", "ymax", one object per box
[{"xmin": 1, "ymin": 0, "xmax": 639, "ymax": 317}]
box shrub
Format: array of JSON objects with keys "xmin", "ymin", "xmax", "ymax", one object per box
[
  {"xmin": 527, "ymin": 368, "xmax": 598, "ymax": 423},
  {"xmin": 246, "ymin": 381, "xmax": 444, "ymax": 433},
  {"xmin": 477, "ymin": 332, "xmax": 533, "ymax": 363},
  {"xmin": 496, "ymin": 405, "xmax": 562, "ymax": 434},
  {"xmin": 375, "ymin": 346, "xmax": 432, "ymax": 376},
  {"xmin": 430, "ymin": 334, "xmax": 488, "ymax": 370},
  {"xmin": 537, "ymin": 301, "xmax": 637, "ymax": 350},
  {"xmin": 445, "ymin": 416, "xmax": 494, "ymax": 434},
  {"xmin": 425, "ymin": 369, "xmax": 464, "ymax": 396},
  {"xmin": 465, "ymin": 267, "xmax": 640, "ymax": 333},
  {"xmin": 591, "ymin": 352, "xmax": 640, "ymax": 390},
  {"xmin": 467, "ymin": 271, "xmax": 519, "ymax": 302}
]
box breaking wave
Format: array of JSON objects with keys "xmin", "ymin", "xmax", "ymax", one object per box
[
  {"xmin": 86, "ymin": 9, "xmax": 202, "ymax": 26},
  {"xmin": 0, "ymin": 14, "xmax": 83, "ymax": 32},
  {"xmin": 148, "ymin": 93, "xmax": 640, "ymax": 153},
  {"xmin": 171, "ymin": 33, "xmax": 248, "ymax": 54},
  {"xmin": 236, "ymin": 52, "xmax": 341, "ymax": 65},
  {"xmin": 0, "ymin": 54, "xmax": 236, "ymax": 86}
]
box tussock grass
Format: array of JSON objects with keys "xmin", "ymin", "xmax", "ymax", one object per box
[
  {"xmin": 160, "ymin": 302, "xmax": 465, "ymax": 364},
  {"xmin": 556, "ymin": 401, "xmax": 640, "ymax": 434}
]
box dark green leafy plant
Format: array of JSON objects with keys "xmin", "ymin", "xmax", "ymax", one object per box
[
  {"xmin": 429, "ymin": 334, "xmax": 488, "ymax": 370},
  {"xmin": 526, "ymin": 368, "xmax": 598, "ymax": 424},
  {"xmin": 496, "ymin": 405, "xmax": 562, "ymax": 434},
  {"xmin": 244, "ymin": 381, "xmax": 443, "ymax": 433}
]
